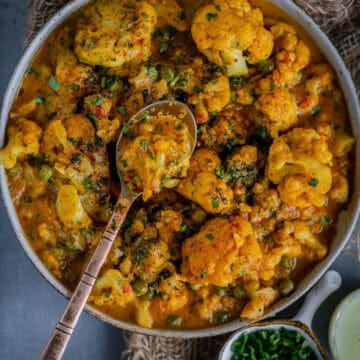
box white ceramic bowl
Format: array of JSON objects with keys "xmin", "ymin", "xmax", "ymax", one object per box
[
  {"xmin": 329, "ymin": 289, "xmax": 360, "ymax": 360},
  {"xmin": 0, "ymin": 0, "xmax": 359, "ymax": 338}
]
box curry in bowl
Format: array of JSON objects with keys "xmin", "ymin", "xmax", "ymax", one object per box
[{"xmin": 0, "ymin": 0, "xmax": 354, "ymax": 330}]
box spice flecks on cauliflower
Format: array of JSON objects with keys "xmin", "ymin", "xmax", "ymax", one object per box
[
  {"xmin": 0, "ymin": 119, "xmax": 42, "ymax": 169},
  {"xmin": 181, "ymin": 216, "xmax": 263, "ymax": 287},
  {"xmin": 75, "ymin": 1, "xmax": 157, "ymax": 68},
  {"xmin": 255, "ymin": 87, "xmax": 297, "ymax": 134},
  {"xmin": 189, "ymin": 75, "xmax": 231, "ymax": 123},
  {"xmin": 176, "ymin": 148, "xmax": 237, "ymax": 214},
  {"xmin": 267, "ymin": 128, "xmax": 333, "ymax": 208},
  {"xmin": 191, "ymin": 0, "xmax": 273, "ymax": 76}
]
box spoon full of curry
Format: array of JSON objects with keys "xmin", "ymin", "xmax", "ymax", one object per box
[{"xmin": 40, "ymin": 100, "xmax": 197, "ymax": 360}]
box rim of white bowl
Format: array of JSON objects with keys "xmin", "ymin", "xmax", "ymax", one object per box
[
  {"xmin": 0, "ymin": 0, "xmax": 359, "ymax": 338},
  {"xmin": 328, "ymin": 288, "xmax": 360, "ymax": 360}
]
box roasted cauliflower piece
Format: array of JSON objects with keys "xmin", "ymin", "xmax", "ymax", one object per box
[
  {"xmin": 189, "ymin": 75, "xmax": 231, "ymax": 123},
  {"xmin": 150, "ymin": 0, "xmax": 187, "ymax": 31},
  {"xmin": 83, "ymin": 94, "xmax": 120, "ymax": 144},
  {"xmin": 181, "ymin": 216, "xmax": 263, "ymax": 287},
  {"xmin": 191, "ymin": 0, "xmax": 273, "ymax": 76},
  {"xmin": 90, "ymin": 269, "xmax": 135, "ymax": 307},
  {"xmin": 255, "ymin": 87, "xmax": 297, "ymax": 134},
  {"xmin": 56, "ymin": 184, "xmax": 92, "ymax": 229},
  {"xmin": 75, "ymin": 1, "xmax": 157, "ymax": 68},
  {"xmin": 0, "ymin": 119, "xmax": 42, "ymax": 169},
  {"xmin": 274, "ymin": 220, "xmax": 327, "ymax": 261},
  {"xmin": 176, "ymin": 148, "xmax": 236, "ymax": 214},
  {"xmin": 119, "ymin": 113, "xmax": 192, "ymax": 201},
  {"xmin": 267, "ymin": 128, "xmax": 333, "ymax": 208}
]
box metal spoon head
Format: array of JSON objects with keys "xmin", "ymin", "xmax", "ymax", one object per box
[{"xmin": 115, "ymin": 100, "xmax": 197, "ymax": 199}]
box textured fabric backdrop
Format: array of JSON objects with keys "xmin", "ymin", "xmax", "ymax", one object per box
[{"xmin": 25, "ymin": 1, "xmax": 360, "ymax": 359}]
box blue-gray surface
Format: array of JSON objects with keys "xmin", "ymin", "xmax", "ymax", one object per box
[
  {"xmin": 0, "ymin": 2, "xmax": 360, "ymax": 360},
  {"xmin": 0, "ymin": 2, "xmax": 125, "ymax": 360}
]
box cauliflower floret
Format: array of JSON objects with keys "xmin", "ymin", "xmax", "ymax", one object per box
[
  {"xmin": 191, "ymin": 0, "xmax": 273, "ymax": 76},
  {"xmin": 241, "ymin": 286, "xmax": 279, "ymax": 319},
  {"xmin": 75, "ymin": 1, "xmax": 157, "ymax": 68},
  {"xmin": 258, "ymin": 22, "xmax": 310, "ymax": 89},
  {"xmin": 298, "ymin": 64, "xmax": 334, "ymax": 114},
  {"xmin": 56, "ymin": 184, "xmax": 92, "ymax": 229},
  {"xmin": 176, "ymin": 148, "xmax": 236, "ymax": 214},
  {"xmin": 181, "ymin": 216, "xmax": 263, "ymax": 287},
  {"xmin": 90, "ymin": 269, "xmax": 135, "ymax": 307},
  {"xmin": 131, "ymin": 230, "xmax": 170, "ymax": 282},
  {"xmin": 200, "ymin": 107, "xmax": 250, "ymax": 151},
  {"xmin": 189, "ymin": 75, "xmax": 231, "ymax": 123},
  {"xmin": 255, "ymin": 87, "xmax": 298, "ymax": 134},
  {"xmin": 0, "ymin": 119, "xmax": 42, "ymax": 169},
  {"xmin": 267, "ymin": 128, "xmax": 333, "ymax": 208},
  {"xmin": 83, "ymin": 94, "xmax": 120, "ymax": 144},
  {"xmin": 149, "ymin": 0, "xmax": 187, "ymax": 31},
  {"xmin": 157, "ymin": 274, "xmax": 190, "ymax": 312},
  {"xmin": 274, "ymin": 220, "xmax": 327, "ymax": 261}
]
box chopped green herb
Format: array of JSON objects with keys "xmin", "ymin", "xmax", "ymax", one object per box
[
  {"xmin": 167, "ymin": 315, "xmax": 182, "ymax": 327},
  {"xmin": 200, "ymin": 269, "xmax": 207, "ymax": 279},
  {"xmin": 118, "ymin": 105, "xmax": 126, "ymax": 115},
  {"xmin": 215, "ymin": 311, "xmax": 230, "ymax": 324},
  {"xmin": 311, "ymin": 105, "xmax": 322, "ymax": 116},
  {"xmin": 180, "ymin": 224, "xmax": 188, "ymax": 232},
  {"xmin": 269, "ymin": 82, "xmax": 276, "ymax": 90},
  {"xmin": 206, "ymin": 233, "xmax": 214, "ymax": 240},
  {"xmin": 65, "ymin": 84, "xmax": 80, "ymax": 92},
  {"xmin": 48, "ymin": 75, "xmax": 60, "ymax": 92},
  {"xmin": 175, "ymin": 124, "xmax": 183, "ymax": 131},
  {"xmin": 206, "ymin": 12, "xmax": 218, "ymax": 21},
  {"xmin": 230, "ymin": 328, "xmax": 317, "ymax": 360},
  {"xmin": 159, "ymin": 42, "xmax": 169, "ymax": 53},
  {"xmin": 231, "ymin": 91, "xmax": 237, "ymax": 102},
  {"xmin": 71, "ymin": 153, "xmax": 81, "ymax": 164},
  {"xmin": 212, "ymin": 197, "xmax": 220, "ymax": 208},
  {"xmin": 216, "ymin": 165, "xmax": 225, "ymax": 179},
  {"xmin": 140, "ymin": 139, "xmax": 149, "ymax": 149},
  {"xmin": 122, "ymin": 122, "xmax": 130, "ymax": 134},
  {"xmin": 308, "ymin": 178, "xmax": 318, "ymax": 187},
  {"xmin": 177, "ymin": 10, "xmax": 186, "ymax": 20},
  {"xmin": 193, "ymin": 85, "xmax": 204, "ymax": 93},
  {"xmin": 214, "ymin": 4, "xmax": 221, "ymax": 11},
  {"xmin": 82, "ymin": 176, "xmax": 93, "ymax": 191},
  {"xmin": 35, "ymin": 95, "xmax": 45, "ymax": 104},
  {"xmin": 121, "ymin": 159, "xmax": 127, "ymax": 168},
  {"xmin": 111, "ymin": 219, "xmax": 117, "ymax": 231},
  {"xmin": 90, "ymin": 96, "xmax": 104, "ymax": 105},
  {"xmin": 320, "ymin": 215, "xmax": 331, "ymax": 225},
  {"xmin": 87, "ymin": 113, "xmax": 99, "ymax": 129},
  {"xmin": 230, "ymin": 76, "xmax": 248, "ymax": 87},
  {"xmin": 258, "ymin": 59, "xmax": 275, "ymax": 74}
]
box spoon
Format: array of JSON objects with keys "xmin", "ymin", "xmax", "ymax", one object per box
[
  {"xmin": 40, "ymin": 100, "xmax": 197, "ymax": 360},
  {"xmin": 219, "ymin": 270, "xmax": 342, "ymax": 360}
]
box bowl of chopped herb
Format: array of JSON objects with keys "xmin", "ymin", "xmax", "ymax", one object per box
[{"xmin": 219, "ymin": 271, "xmax": 341, "ymax": 360}]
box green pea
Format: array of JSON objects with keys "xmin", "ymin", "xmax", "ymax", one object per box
[
  {"xmin": 280, "ymin": 256, "xmax": 295, "ymax": 270},
  {"xmin": 233, "ymin": 286, "xmax": 247, "ymax": 299},
  {"xmin": 160, "ymin": 65, "xmax": 175, "ymax": 82},
  {"xmin": 215, "ymin": 286, "xmax": 227, "ymax": 297},
  {"xmin": 189, "ymin": 283, "xmax": 202, "ymax": 291},
  {"xmin": 132, "ymin": 279, "xmax": 148, "ymax": 296},
  {"xmin": 39, "ymin": 165, "xmax": 53, "ymax": 182},
  {"xmin": 279, "ymin": 279, "xmax": 295, "ymax": 296},
  {"xmin": 215, "ymin": 311, "xmax": 230, "ymax": 324},
  {"xmin": 142, "ymin": 287, "xmax": 155, "ymax": 301},
  {"xmin": 167, "ymin": 315, "xmax": 182, "ymax": 327}
]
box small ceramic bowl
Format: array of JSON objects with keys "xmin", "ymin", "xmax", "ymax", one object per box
[
  {"xmin": 219, "ymin": 271, "xmax": 342, "ymax": 360},
  {"xmin": 329, "ymin": 288, "xmax": 360, "ymax": 360}
]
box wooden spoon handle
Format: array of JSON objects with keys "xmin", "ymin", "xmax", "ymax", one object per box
[{"xmin": 39, "ymin": 194, "xmax": 133, "ymax": 360}]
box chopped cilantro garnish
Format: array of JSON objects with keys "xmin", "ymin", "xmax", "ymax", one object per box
[
  {"xmin": 212, "ymin": 197, "xmax": 220, "ymax": 208},
  {"xmin": 48, "ymin": 75, "xmax": 60, "ymax": 92},
  {"xmin": 206, "ymin": 233, "xmax": 214, "ymax": 240},
  {"xmin": 118, "ymin": 105, "xmax": 126, "ymax": 115},
  {"xmin": 312, "ymin": 105, "xmax": 322, "ymax": 116},
  {"xmin": 206, "ymin": 12, "xmax": 218, "ymax": 21},
  {"xmin": 35, "ymin": 95, "xmax": 45, "ymax": 104},
  {"xmin": 308, "ymin": 178, "xmax": 319, "ymax": 187}
]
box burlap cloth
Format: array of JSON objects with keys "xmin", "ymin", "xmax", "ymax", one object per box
[{"xmin": 24, "ymin": 1, "xmax": 360, "ymax": 359}]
